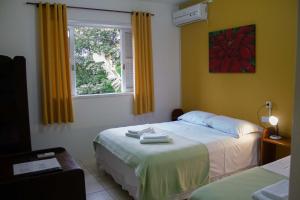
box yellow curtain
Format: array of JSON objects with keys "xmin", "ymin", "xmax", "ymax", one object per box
[
  {"xmin": 38, "ymin": 3, "xmax": 74, "ymax": 124},
  {"xmin": 132, "ymin": 12, "xmax": 154, "ymax": 115}
]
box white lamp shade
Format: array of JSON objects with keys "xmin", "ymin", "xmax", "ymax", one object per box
[{"xmin": 269, "ymin": 116, "xmax": 279, "ymax": 126}]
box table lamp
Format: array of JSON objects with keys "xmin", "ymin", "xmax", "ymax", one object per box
[{"xmin": 269, "ymin": 116, "xmax": 281, "ymax": 140}]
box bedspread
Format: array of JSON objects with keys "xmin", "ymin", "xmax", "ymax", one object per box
[{"xmin": 94, "ymin": 124, "xmax": 209, "ymax": 200}]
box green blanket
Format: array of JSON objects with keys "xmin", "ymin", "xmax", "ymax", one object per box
[
  {"xmin": 94, "ymin": 126, "xmax": 209, "ymax": 200},
  {"xmin": 189, "ymin": 167, "xmax": 287, "ymax": 200}
]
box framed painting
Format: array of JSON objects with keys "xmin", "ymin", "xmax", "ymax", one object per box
[{"xmin": 209, "ymin": 24, "xmax": 256, "ymax": 73}]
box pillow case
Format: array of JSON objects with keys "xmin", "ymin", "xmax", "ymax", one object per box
[
  {"xmin": 178, "ymin": 111, "xmax": 216, "ymax": 126},
  {"xmin": 204, "ymin": 115, "xmax": 262, "ymax": 138}
]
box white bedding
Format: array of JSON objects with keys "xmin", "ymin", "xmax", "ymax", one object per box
[
  {"xmin": 95, "ymin": 121, "xmax": 260, "ymax": 199},
  {"xmin": 263, "ymin": 156, "xmax": 291, "ymax": 177},
  {"xmin": 251, "ymin": 157, "xmax": 291, "ymax": 200},
  {"xmin": 145, "ymin": 121, "xmax": 260, "ymax": 180}
]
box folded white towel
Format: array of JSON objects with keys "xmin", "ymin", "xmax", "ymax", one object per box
[
  {"xmin": 252, "ymin": 180, "xmax": 289, "ymax": 200},
  {"xmin": 125, "ymin": 132, "xmax": 141, "ymax": 139},
  {"xmin": 128, "ymin": 127, "xmax": 155, "ymax": 135},
  {"xmin": 262, "ymin": 180, "xmax": 289, "ymax": 200},
  {"xmin": 141, "ymin": 133, "xmax": 169, "ymax": 139},
  {"xmin": 140, "ymin": 137, "xmax": 171, "ymax": 144},
  {"xmin": 252, "ymin": 191, "xmax": 272, "ymax": 200}
]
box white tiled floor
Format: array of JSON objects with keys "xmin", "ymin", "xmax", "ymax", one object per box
[{"xmin": 78, "ymin": 161, "xmax": 133, "ymax": 200}]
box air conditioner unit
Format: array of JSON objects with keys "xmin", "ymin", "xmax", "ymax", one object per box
[{"xmin": 173, "ymin": 3, "xmax": 208, "ymax": 27}]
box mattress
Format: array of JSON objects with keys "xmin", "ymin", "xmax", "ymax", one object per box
[
  {"xmin": 189, "ymin": 156, "xmax": 290, "ymax": 200},
  {"xmin": 94, "ymin": 121, "xmax": 260, "ymax": 199}
]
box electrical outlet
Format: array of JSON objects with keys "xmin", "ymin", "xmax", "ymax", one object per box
[
  {"xmin": 261, "ymin": 116, "xmax": 269, "ymax": 123},
  {"xmin": 265, "ymin": 101, "xmax": 272, "ymax": 109}
]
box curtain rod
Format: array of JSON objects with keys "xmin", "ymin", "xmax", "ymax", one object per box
[{"xmin": 26, "ymin": 2, "xmax": 155, "ymax": 16}]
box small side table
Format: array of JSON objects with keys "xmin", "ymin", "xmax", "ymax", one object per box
[
  {"xmin": 260, "ymin": 129, "xmax": 291, "ymax": 165},
  {"xmin": 0, "ymin": 147, "xmax": 86, "ymax": 200}
]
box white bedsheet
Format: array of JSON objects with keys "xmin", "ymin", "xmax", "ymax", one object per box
[
  {"xmin": 95, "ymin": 121, "xmax": 260, "ymax": 199},
  {"xmin": 150, "ymin": 121, "xmax": 260, "ymax": 180},
  {"xmin": 263, "ymin": 156, "xmax": 291, "ymax": 178}
]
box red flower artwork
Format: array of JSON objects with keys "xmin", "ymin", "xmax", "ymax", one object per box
[{"xmin": 209, "ymin": 24, "xmax": 256, "ymax": 73}]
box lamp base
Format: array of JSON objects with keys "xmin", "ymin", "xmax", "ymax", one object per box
[{"xmin": 269, "ymin": 135, "xmax": 282, "ymax": 140}]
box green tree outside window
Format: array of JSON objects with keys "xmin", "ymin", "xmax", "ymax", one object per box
[{"xmin": 74, "ymin": 26, "xmax": 121, "ymax": 95}]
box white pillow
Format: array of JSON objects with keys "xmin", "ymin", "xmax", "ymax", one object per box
[
  {"xmin": 178, "ymin": 111, "xmax": 216, "ymax": 126},
  {"xmin": 204, "ymin": 115, "xmax": 262, "ymax": 138}
]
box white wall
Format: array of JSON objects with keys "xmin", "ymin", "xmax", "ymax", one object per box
[
  {"xmin": 289, "ymin": 1, "xmax": 300, "ymax": 199},
  {"xmin": 0, "ymin": 0, "xmax": 181, "ymax": 163}
]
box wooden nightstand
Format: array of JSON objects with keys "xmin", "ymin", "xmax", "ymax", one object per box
[
  {"xmin": 260, "ymin": 129, "xmax": 291, "ymax": 165},
  {"xmin": 0, "ymin": 147, "xmax": 86, "ymax": 200},
  {"xmin": 171, "ymin": 108, "xmax": 184, "ymax": 121}
]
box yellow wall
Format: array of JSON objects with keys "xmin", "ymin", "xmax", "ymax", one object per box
[{"xmin": 181, "ymin": 0, "xmax": 297, "ymax": 137}]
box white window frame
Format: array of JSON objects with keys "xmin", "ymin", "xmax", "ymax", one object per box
[
  {"xmin": 68, "ymin": 27, "xmax": 77, "ymax": 96},
  {"xmin": 68, "ymin": 21, "xmax": 133, "ymax": 97},
  {"xmin": 120, "ymin": 29, "xmax": 133, "ymax": 93}
]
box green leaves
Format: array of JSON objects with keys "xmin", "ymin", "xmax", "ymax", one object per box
[{"xmin": 73, "ymin": 26, "xmax": 121, "ymax": 95}]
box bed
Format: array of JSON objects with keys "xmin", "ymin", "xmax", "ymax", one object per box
[
  {"xmin": 189, "ymin": 156, "xmax": 290, "ymax": 200},
  {"xmin": 93, "ymin": 113, "xmax": 261, "ymax": 200}
]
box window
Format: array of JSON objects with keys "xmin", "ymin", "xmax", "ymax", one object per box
[{"xmin": 68, "ymin": 24, "xmax": 133, "ymax": 96}]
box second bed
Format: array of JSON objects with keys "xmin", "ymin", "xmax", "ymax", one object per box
[{"xmin": 189, "ymin": 156, "xmax": 290, "ymax": 200}]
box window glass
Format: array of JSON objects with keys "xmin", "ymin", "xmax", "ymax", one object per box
[{"xmin": 68, "ymin": 25, "xmax": 132, "ymax": 96}]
